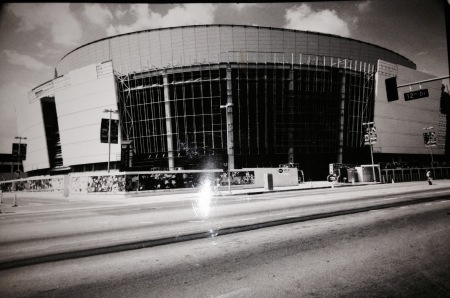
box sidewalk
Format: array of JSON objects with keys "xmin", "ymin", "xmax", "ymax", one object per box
[{"xmin": 0, "ymin": 180, "xmax": 440, "ymax": 216}]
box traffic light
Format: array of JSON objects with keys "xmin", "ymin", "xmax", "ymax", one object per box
[
  {"xmin": 20, "ymin": 143, "xmax": 27, "ymax": 160},
  {"xmin": 385, "ymin": 77, "xmax": 398, "ymax": 102},
  {"xmin": 100, "ymin": 119, "xmax": 119, "ymax": 144},
  {"xmin": 100, "ymin": 119, "xmax": 109, "ymax": 143},
  {"xmin": 12, "ymin": 143, "xmax": 27, "ymax": 161},
  {"xmin": 110, "ymin": 120, "xmax": 119, "ymax": 144}
]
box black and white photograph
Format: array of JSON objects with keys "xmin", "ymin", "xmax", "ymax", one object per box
[{"xmin": 0, "ymin": 1, "xmax": 449, "ymax": 297}]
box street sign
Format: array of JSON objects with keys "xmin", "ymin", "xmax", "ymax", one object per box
[
  {"xmin": 364, "ymin": 126, "xmax": 377, "ymax": 145},
  {"xmin": 404, "ymin": 89, "xmax": 429, "ymax": 101}
]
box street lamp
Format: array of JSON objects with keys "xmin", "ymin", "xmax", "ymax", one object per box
[
  {"xmin": 362, "ymin": 122, "xmax": 376, "ymax": 182},
  {"xmin": 220, "ymin": 102, "xmax": 233, "ymax": 194},
  {"xmin": 14, "ymin": 136, "xmax": 27, "ymax": 174},
  {"xmin": 423, "ymin": 126, "xmax": 435, "ymax": 168},
  {"xmin": 103, "ymin": 109, "xmax": 119, "ymax": 173}
]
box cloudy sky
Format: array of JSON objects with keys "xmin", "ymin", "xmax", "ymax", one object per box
[{"xmin": 0, "ymin": 1, "xmax": 448, "ymax": 154}]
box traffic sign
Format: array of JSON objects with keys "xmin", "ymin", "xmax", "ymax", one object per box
[{"xmin": 404, "ymin": 89, "xmax": 429, "ymax": 101}]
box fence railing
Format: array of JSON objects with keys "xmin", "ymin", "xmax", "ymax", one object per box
[{"xmin": 380, "ymin": 167, "xmax": 450, "ymax": 183}]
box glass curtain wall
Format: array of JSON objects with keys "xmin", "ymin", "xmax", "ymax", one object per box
[{"xmin": 116, "ymin": 58, "xmax": 374, "ymax": 178}]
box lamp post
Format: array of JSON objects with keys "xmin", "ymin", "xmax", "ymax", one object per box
[
  {"xmin": 220, "ymin": 102, "xmax": 234, "ymax": 194},
  {"xmin": 363, "ymin": 122, "xmax": 376, "ymax": 182},
  {"xmin": 103, "ymin": 109, "xmax": 118, "ymax": 173},
  {"xmin": 14, "ymin": 136, "xmax": 27, "ymax": 173},
  {"xmin": 423, "ymin": 126, "xmax": 435, "ymax": 168}
]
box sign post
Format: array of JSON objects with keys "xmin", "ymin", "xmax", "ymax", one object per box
[
  {"xmin": 363, "ymin": 122, "xmax": 377, "ymax": 182},
  {"xmin": 423, "ymin": 126, "xmax": 436, "ymax": 167}
]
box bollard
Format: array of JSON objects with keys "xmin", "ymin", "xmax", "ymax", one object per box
[
  {"xmin": 392, "ymin": 178, "xmax": 395, "ymax": 184},
  {"xmin": 12, "ymin": 193, "xmax": 18, "ymax": 207},
  {"xmin": 264, "ymin": 173, "xmax": 273, "ymax": 191}
]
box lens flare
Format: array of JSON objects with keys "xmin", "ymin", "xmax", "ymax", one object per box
[{"xmin": 192, "ymin": 178, "xmax": 214, "ymax": 220}]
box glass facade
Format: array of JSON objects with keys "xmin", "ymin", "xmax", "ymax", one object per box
[{"xmin": 117, "ymin": 59, "xmax": 374, "ymax": 178}]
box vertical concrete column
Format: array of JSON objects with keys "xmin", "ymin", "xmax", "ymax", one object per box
[
  {"xmin": 338, "ymin": 71, "xmax": 346, "ymax": 164},
  {"xmin": 226, "ymin": 67, "xmax": 235, "ymax": 170},
  {"xmin": 163, "ymin": 72, "xmax": 175, "ymax": 170}
]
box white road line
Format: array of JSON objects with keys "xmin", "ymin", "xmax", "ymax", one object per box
[
  {"xmin": 140, "ymin": 221, "xmax": 154, "ymax": 224},
  {"xmin": 381, "ymin": 198, "xmax": 397, "ymax": 201},
  {"xmin": 189, "ymin": 220, "xmax": 204, "ymax": 223},
  {"xmin": 240, "ymin": 217, "xmax": 257, "ymax": 221}
]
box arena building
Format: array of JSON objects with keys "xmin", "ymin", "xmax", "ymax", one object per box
[{"xmin": 18, "ymin": 25, "xmax": 446, "ymax": 179}]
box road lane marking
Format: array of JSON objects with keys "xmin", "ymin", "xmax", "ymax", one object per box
[
  {"xmin": 240, "ymin": 217, "xmax": 257, "ymax": 221},
  {"xmin": 140, "ymin": 221, "xmax": 154, "ymax": 224}
]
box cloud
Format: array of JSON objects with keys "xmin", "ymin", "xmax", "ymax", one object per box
[
  {"xmin": 3, "ymin": 50, "xmax": 51, "ymax": 71},
  {"xmin": 230, "ymin": 3, "xmax": 260, "ymax": 11},
  {"xmin": 284, "ymin": 4, "xmax": 350, "ymax": 37},
  {"xmin": 0, "ymin": 81, "xmax": 31, "ymax": 152},
  {"xmin": 8, "ymin": 3, "xmax": 83, "ymax": 46},
  {"xmin": 83, "ymin": 4, "xmax": 113, "ymax": 27},
  {"xmin": 357, "ymin": 1, "xmax": 372, "ymax": 12},
  {"xmin": 106, "ymin": 4, "xmax": 218, "ymax": 36}
]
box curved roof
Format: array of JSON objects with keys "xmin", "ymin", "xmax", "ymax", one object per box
[{"xmin": 56, "ymin": 24, "xmax": 416, "ymax": 75}]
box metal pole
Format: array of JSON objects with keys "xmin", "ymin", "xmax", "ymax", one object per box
[
  {"xmin": 108, "ymin": 111, "xmax": 111, "ymax": 173},
  {"xmin": 17, "ymin": 137, "xmax": 21, "ymax": 172},
  {"xmin": 370, "ymin": 141, "xmax": 376, "ymax": 182},
  {"xmin": 430, "ymin": 146, "xmax": 434, "ymax": 167},
  {"xmin": 363, "ymin": 122, "xmax": 376, "ymax": 182}
]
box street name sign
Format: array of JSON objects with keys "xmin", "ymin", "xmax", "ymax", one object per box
[{"xmin": 404, "ymin": 89, "xmax": 429, "ymax": 101}]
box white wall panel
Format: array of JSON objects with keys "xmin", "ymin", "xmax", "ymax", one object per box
[
  {"xmin": 374, "ymin": 60, "xmax": 444, "ymax": 155},
  {"xmin": 55, "ymin": 62, "xmax": 120, "ymax": 167}
]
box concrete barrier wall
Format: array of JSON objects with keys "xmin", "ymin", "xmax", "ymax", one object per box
[
  {"xmin": 0, "ymin": 168, "xmax": 298, "ymax": 197},
  {"xmin": 0, "ymin": 175, "xmax": 66, "ymax": 193}
]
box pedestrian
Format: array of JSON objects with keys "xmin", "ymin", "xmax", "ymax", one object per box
[{"xmin": 426, "ymin": 170, "xmax": 433, "ymax": 185}]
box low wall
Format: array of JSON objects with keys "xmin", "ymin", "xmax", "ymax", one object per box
[{"xmin": 0, "ymin": 168, "xmax": 298, "ymax": 197}]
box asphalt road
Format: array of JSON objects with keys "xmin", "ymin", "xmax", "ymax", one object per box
[
  {"xmin": 1, "ymin": 182, "xmax": 450, "ymax": 267},
  {"xmin": 0, "ymin": 199, "xmax": 449, "ymax": 297}
]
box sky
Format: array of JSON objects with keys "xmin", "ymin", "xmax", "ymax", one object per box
[{"xmin": 0, "ymin": 1, "xmax": 448, "ymax": 154}]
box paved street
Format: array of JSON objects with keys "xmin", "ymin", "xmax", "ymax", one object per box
[
  {"xmin": 1, "ymin": 180, "xmax": 450, "ymax": 269},
  {"xmin": 0, "ymin": 198, "xmax": 449, "ymax": 297}
]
